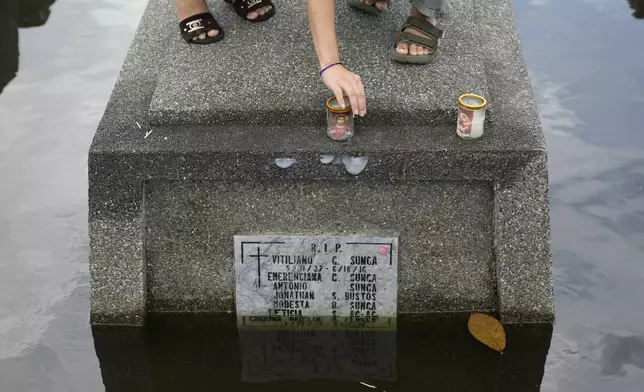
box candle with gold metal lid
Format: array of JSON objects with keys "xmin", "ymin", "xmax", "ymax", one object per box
[
  {"xmin": 457, "ymin": 94, "xmax": 487, "ymax": 139},
  {"xmin": 325, "ymin": 96, "xmax": 354, "ymax": 141}
]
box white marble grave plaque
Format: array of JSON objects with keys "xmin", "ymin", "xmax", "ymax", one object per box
[{"xmin": 234, "ymin": 236, "xmax": 398, "ymax": 329}]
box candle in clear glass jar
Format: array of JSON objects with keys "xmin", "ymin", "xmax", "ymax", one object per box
[
  {"xmin": 325, "ymin": 96, "xmax": 354, "ymax": 141},
  {"xmin": 457, "ymin": 94, "xmax": 487, "ymax": 139}
]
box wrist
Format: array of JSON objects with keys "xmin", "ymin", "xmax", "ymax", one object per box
[
  {"xmin": 319, "ymin": 62, "xmax": 342, "ymax": 76},
  {"xmin": 319, "ymin": 58, "xmax": 341, "ymax": 69}
]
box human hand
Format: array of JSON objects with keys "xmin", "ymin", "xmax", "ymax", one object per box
[{"xmin": 320, "ymin": 64, "xmax": 366, "ymax": 117}]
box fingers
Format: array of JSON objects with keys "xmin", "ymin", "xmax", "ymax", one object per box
[
  {"xmin": 344, "ymin": 84, "xmax": 360, "ymax": 117},
  {"xmin": 339, "ymin": 75, "xmax": 365, "ymax": 117},
  {"xmin": 322, "ymin": 67, "xmax": 367, "ymax": 116},
  {"xmin": 349, "ymin": 77, "xmax": 366, "ymax": 116},
  {"xmin": 338, "ymin": 82, "xmax": 360, "ymax": 118},
  {"xmin": 332, "ymin": 87, "xmax": 346, "ymax": 110}
]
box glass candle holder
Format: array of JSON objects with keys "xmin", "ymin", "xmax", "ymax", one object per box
[
  {"xmin": 457, "ymin": 94, "xmax": 487, "ymax": 139},
  {"xmin": 325, "ymin": 96, "xmax": 354, "ymax": 141}
]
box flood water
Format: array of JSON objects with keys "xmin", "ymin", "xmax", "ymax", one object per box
[{"xmin": 1, "ymin": 0, "xmax": 643, "ymax": 391}]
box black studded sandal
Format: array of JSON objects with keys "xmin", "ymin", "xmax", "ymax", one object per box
[
  {"xmin": 179, "ymin": 12, "xmax": 225, "ymax": 44},
  {"xmin": 224, "ymin": 0, "xmax": 276, "ymax": 23}
]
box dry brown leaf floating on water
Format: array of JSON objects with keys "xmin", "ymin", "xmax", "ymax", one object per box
[{"xmin": 468, "ymin": 313, "xmax": 506, "ymax": 353}]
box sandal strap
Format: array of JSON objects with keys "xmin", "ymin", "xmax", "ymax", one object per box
[
  {"xmin": 402, "ymin": 16, "xmax": 443, "ymax": 39},
  {"xmin": 179, "ymin": 12, "xmax": 221, "ymax": 41},
  {"xmin": 396, "ymin": 31, "xmax": 438, "ymax": 51},
  {"xmin": 234, "ymin": 0, "xmax": 274, "ymax": 14}
]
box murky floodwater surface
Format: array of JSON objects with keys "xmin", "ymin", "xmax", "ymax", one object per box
[{"xmin": 1, "ymin": 0, "xmax": 643, "ymax": 391}]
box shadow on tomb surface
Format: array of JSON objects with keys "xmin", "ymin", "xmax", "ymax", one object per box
[{"xmin": 93, "ymin": 314, "xmax": 553, "ymax": 392}]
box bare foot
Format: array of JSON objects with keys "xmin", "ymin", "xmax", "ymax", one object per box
[
  {"xmin": 176, "ymin": 0, "xmax": 220, "ymax": 41},
  {"xmin": 360, "ymin": 0, "xmax": 389, "ymax": 12},
  {"xmin": 246, "ymin": 1, "xmax": 274, "ymax": 21},
  {"xmin": 396, "ymin": 8, "xmax": 437, "ymax": 56}
]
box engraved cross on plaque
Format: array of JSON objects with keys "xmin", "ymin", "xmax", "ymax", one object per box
[{"xmin": 249, "ymin": 246, "xmax": 268, "ymax": 287}]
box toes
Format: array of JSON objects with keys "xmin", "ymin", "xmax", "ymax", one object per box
[
  {"xmin": 247, "ymin": 6, "xmax": 271, "ymax": 19},
  {"xmin": 375, "ymin": 1, "xmax": 388, "ymax": 11},
  {"xmin": 193, "ymin": 30, "xmax": 218, "ymax": 41},
  {"xmin": 416, "ymin": 45, "xmax": 429, "ymax": 56},
  {"xmin": 396, "ymin": 42, "xmax": 408, "ymax": 55}
]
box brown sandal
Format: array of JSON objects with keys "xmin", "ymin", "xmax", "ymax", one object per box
[{"xmin": 389, "ymin": 16, "xmax": 443, "ymax": 64}]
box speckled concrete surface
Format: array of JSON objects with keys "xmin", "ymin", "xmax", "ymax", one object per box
[
  {"xmin": 148, "ymin": 0, "xmax": 487, "ymax": 126},
  {"xmin": 89, "ymin": 219, "xmax": 146, "ymax": 326},
  {"xmin": 475, "ymin": 0, "xmax": 553, "ymax": 323},
  {"xmin": 494, "ymin": 156, "xmax": 553, "ymax": 323},
  {"xmin": 88, "ymin": 0, "xmax": 174, "ymax": 326},
  {"xmin": 145, "ymin": 180, "xmax": 495, "ymax": 314},
  {"xmin": 88, "ymin": 0, "xmax": 552, "ymax": 325}
]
